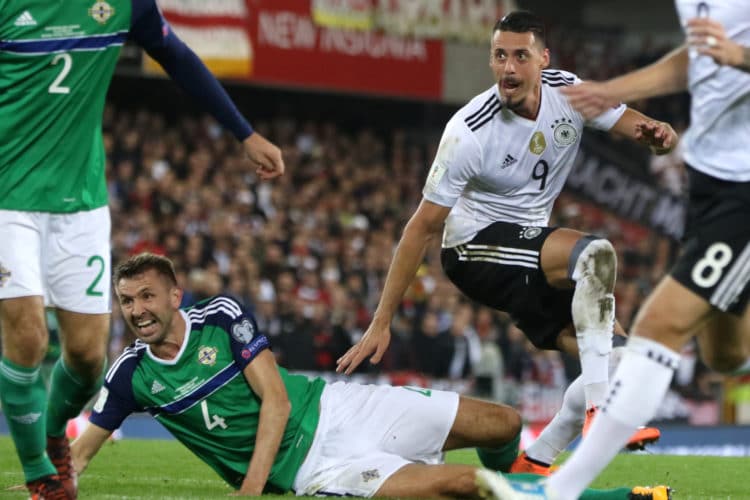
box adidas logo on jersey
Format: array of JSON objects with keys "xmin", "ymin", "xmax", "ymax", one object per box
[
  {"xmin": 14, "ymin": 10, "xmax": 37, "ymax": 26},
  {"xmin": 500, "ymin": 154, "xmax": 517, "ymax": 169},
  {"xmin": 151, "ymin": 380, "xmax": 166, "ymax": 394}
]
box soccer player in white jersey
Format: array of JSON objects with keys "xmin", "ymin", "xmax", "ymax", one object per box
[
  {"xmin": 337, "ymin": 10, "xmax": 677, "ymax": 476},
  {"xmin": 475, "ymin": 1, "xmax": 750, "ymax": 499}
]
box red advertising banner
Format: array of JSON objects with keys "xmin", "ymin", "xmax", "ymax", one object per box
[
  {"xmin": 247, "ymin": 0, "xmax": 443, "ymax": 99},
  {"xmin": 149, "ymin": 0, "xmax": 443, "ymax": 100}
]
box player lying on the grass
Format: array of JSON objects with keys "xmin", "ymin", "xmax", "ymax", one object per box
[{"xmin": 70, "ymin": 253, "xmax": 670, "ymax": 499}]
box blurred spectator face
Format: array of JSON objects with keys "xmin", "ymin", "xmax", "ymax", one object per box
[
  {"xmin": 490, "ymin": 29, "xmax": 550, "ymax": 116},
  {"xmin": 276, "ymin": 271, "xmax": 296, "ymax": 294},
  {"xmin": 420, "ymin": 312, "xmax": 441, "ymax": 337},
  {"xmin": 450, "ymin": 304, "xmax": 473, "ymax": 337}
]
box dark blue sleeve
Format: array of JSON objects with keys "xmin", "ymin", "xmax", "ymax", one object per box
[
  {"xmin": 222, "ymin": 299, "xmax": 271, "ymax": 369},
  {"xmin": 128, "ymin": 0, "xmax": 253, "ymax": 141},
  {"xmin": 89, "ymin": 355, "xmax": 142, "ymax": 431},
  {"xmin": 186, "ymin": 295, "xmax": 271, "ymax": 369},
  {"xmin": 229, "ymin": 319, "xmax": 272, "ymax": 369}
]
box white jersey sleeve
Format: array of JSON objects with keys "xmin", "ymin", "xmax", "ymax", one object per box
[
  {"xmin": 586, "ymin": 102, "xmax": 626, "ymax": 130},
  {"xmin": 570, "ymin": 74, "xmax": 627, "ymax": 131},
  {"xmin": 422, "ymin": 116, "xmax": 482, "ymax": 208}
]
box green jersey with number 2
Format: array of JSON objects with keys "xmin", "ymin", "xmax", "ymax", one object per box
[{"xmin": 0, "ymin": 0, "xmax": 130, "ymax": 212}]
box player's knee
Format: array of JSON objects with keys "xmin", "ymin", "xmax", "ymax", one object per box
[
  {"xmin": 486, "ymin": 402, "xmax": 521, "ymax": 443},
  {"xmin": 571, "ymin": 238, "xmax": 617, "ymax": 291},
  {"xmin": 63, "ymin": 346, "xmax": 106, "ymax": 379},
  {"xmin": 0, "ymin": 309, "xmax": 48, "ymax": 363},
  {"xmin": 504, "ymin": 407, "xmax": 522, "ymax": 440}
]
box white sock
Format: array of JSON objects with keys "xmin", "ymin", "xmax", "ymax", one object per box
[
  {"xmin": 577, "ymin": 327, "xmax": 610, "ymax": 408},
  {"xmin": 527, "ymin": 346, "xmax": 626, "ymax": 465},
  {"xmin": 547, "ymin": 336, "xmax": 679, "ymax": 500},
  {"xmin": 526, "ymin": 375, "xmax": 585, "ymax": 464}
]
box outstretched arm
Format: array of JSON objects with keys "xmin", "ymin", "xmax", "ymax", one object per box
[
  {"xmin": 563, "ymin": 47, "xmax": 689, "ymax": 119},
  {"xmin": 234, "ymin": 350, "xmax": 291, "ymax": 496},
  {"xmin": 609, "ymin": 108, "xmax": 678, "ymax": 155},
  {"xmin": 71, "ymin": 423, "xmax": 113, "ymax": 475},
  {"xmin": 130, "ymin": 0, "xmax": 284, "ymax": 179},
  {"xmin": 336, "ymin": 200, "xmax": 451, "ymax": 374}
]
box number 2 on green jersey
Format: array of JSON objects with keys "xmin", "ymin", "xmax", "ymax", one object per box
[{"xmin": 49, "ymin": 53, "xmax": 72, "ymax": 94}]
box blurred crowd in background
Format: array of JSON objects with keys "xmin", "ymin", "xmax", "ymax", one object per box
[
  {"xmin": 17, "ymin": 29, "xmax": 709, "ymax": 425},
  {"xmin": 99, "ymin": 33, "xmax": 717, "ymax": 416}
]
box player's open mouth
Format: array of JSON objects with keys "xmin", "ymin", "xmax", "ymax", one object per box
[
  {"xmin": 502, "ymin": 80, "xmax": 520, "ymax": 91},
  {"xmin": 135, "ymin": 318, "xmax": 158, "ymax": 333}
]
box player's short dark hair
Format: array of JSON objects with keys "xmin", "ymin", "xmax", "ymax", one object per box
[
  {"xmin": 493, "ymin": 10, "xmax": 546, "ymax": 47},
  {"xmin": 113, "ymin": 253, "xmax": 178, "ymax": 287}
]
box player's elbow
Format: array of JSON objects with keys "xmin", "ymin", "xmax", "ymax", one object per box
[
  {"xmin": 270, "ymin": 396, "xmax": 292, "ymax": 421},
  {"xmin": 404, "ymin": 212, "xmax": 444, "ymax": 242}
]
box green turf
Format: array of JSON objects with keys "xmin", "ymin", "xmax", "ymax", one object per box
[{"xmin": 1, "ymin": 436, "xmax": 748, "ymax": 498}]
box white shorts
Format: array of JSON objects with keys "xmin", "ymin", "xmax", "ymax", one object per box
[
  {"xmin": 293, "ymin": 382, "xmax": 459, "ymax": 497},
  {"xmin": 0, "ymin": 207, "xmax": 111, "ymax": 313}
]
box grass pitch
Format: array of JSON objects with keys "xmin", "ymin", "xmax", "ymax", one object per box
[{"xmin": 1, "ymin": 436, "xmax": 748, "ymax": 499}]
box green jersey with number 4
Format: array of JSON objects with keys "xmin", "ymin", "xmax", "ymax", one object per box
[
  {"xmin": 0, "ymin": 0, "xmax": 130, "ymax": 212},
  {"xmin": 90, "ymin": 296, "xmax": 326, "ymax": 491}
]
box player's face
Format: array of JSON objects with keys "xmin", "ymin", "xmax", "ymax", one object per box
[
  {"xmin": 489, "ymin": 30, "xmax": 549, "ymax": 117},
  {"xmin": 116, "ymin": 269, "xmax": 182, "ymax": 345}
]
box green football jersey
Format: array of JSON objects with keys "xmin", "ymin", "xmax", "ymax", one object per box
[
  {"xmin": 0, "ymin": 0, "xmax": 130, "ymax": 212},
  {"xmin": 91, "ymin": 296, "xmax": 326, "ymax": 491}
]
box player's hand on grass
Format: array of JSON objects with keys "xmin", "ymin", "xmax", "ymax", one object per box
[
  {"xmin": 562, "ymin": 81, "xmax": 621, "ymax": 120},
  {"xmin": 687, "ymin": 17, "xmax": 744, "ymax": 67},
  {"xmin": 230, "ymin": 482, "xmax": 263, "ymax": 496},
  {"xmin": 243, "ymin": 132, "xmax": 285, "ymax": 180},
  {"xmin": 336, "ymin": 324, "xmax": 392, "ymax": 375},
  {"xmin": 635, "ymin": 120, "xmax": 678, "ymax": 155}
]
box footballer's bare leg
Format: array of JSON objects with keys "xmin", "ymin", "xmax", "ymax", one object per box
[
  {"xmin": 442, "ymin": 396, "xmax": 522, "ymax": 450},
  {"xmin": 0, "ymin": 296, "xmax": 48, "ymax": 366},
  {"xmin": 697, "ymin": 308, "xmax": 749, "ymax": 373},
  {"xmin": 55, "ymin": 309, "xmax": 109, "ymax": 383},
  {"xmin": 442, "ymin": 396, "xmax": 522, "ymax": 474},
  {"xmin": 375, "ymin": 463, "xmax": 480, "ymax": 499}
]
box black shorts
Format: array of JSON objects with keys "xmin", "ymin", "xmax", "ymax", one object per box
[
  {"xmin": 441, "ymin": 221, "xmax": 574, "ymax": 350},
  {"xmin": 670, "ymin": 167, "xmax": 750, "ymax": 315}
]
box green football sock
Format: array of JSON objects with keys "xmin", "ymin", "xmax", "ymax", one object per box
[
  {"xmin": 46, "ymin": 358, "xmax": 105, "ymax": 437},
  {"xmin": 0, "ymin": 358, "xmax": 56, "ymax": 482},
  {"xmin": 506, "ymin": 473, "xmax": 634, "ymax": 499},
  {"xmin": 477, "ymin": 431, "xmax": 521, "ymax": 472}
]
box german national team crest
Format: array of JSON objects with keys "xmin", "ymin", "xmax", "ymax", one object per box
[
  {"xmin": 231, "ymin": 319, "xmax": 255, "ymax": 344},
  {"xmin": 551, "ymin": 118, "xmax": 577, "ymax": 146},
  {"xmin": 0, "ymin": 264, "xmax": 11, "ymax": 287},
  {"xmin": 197, "ymin": 346, "xmax": 218, "ymax": 366},
  {"xmin": 529, "ymin": 132, "xmax": 546, "ymax": 155},
  {"xmin": 520, "ymin": 227, "xmax": 542, "ymax": 240},
  {"xmin": 89, "ymin": 1, "xmax": 115, "ymax": 24}
]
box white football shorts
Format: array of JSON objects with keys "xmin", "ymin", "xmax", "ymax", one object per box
[
  {"xmin": 0, "ymin": 207, "xmax": 111, "ymax": 313},
  {"xmin": 293, "ymin": 381, "xmax": 459, "ymax": 497}
]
